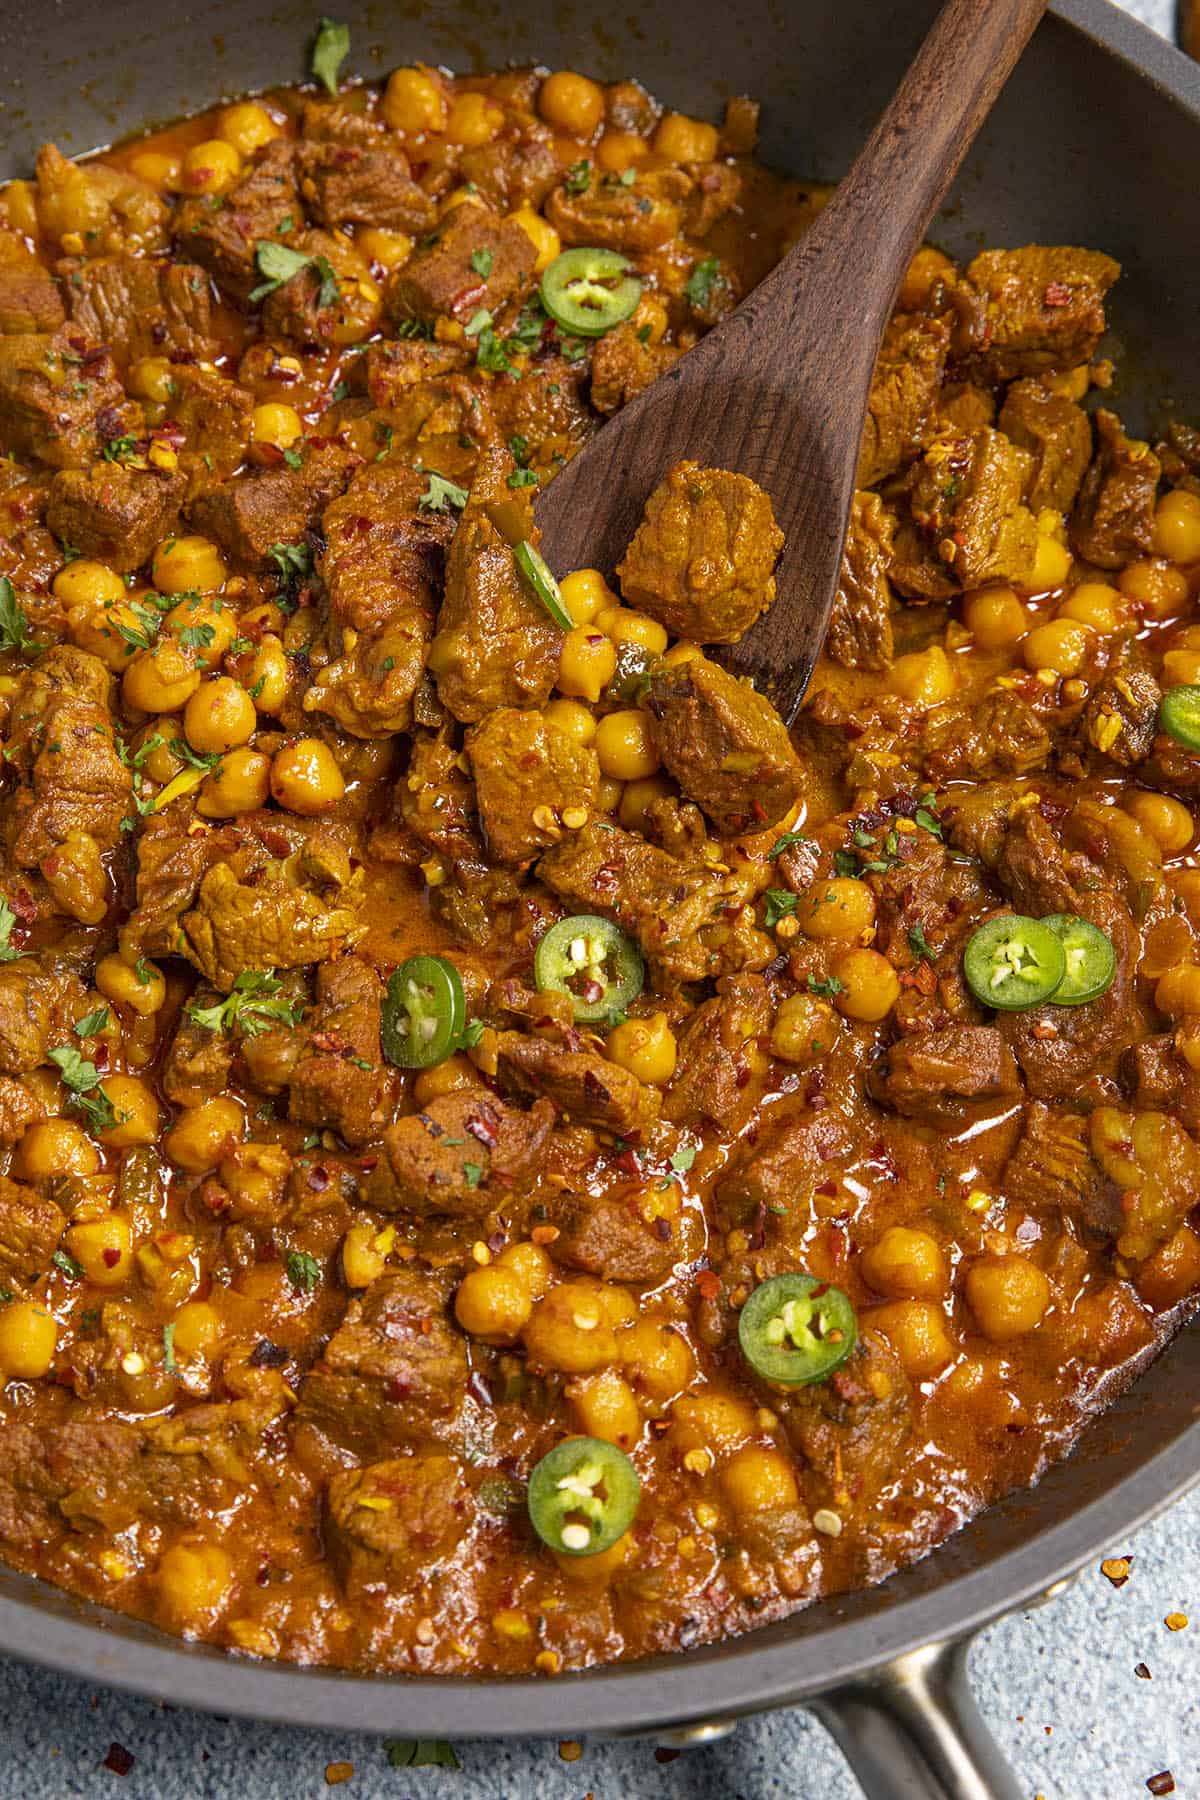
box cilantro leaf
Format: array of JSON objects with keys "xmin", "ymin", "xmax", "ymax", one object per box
[
  {"xmin": 764, "ymin": 888, "xmax": 799, "ymax": 927},
  {"xmin": 507, "ymin": 468, "xmax": 538, "ymax": 489},
  {"xmin": 0, "ymin": 577, "xmax": 34, "ymax": 654},
  {"xmin": 463, "ymin": 1162, "xmax": 484, "ymax": 1189},
  {"xmin": 908, "ymin": 923, "xmax": 936, "ymax": 962},
  {"xmin": 53, "ymin": 1249, "xmax": 84, "ymax": 1280},
  {"xmin": 286, "ymin": 1249, "xmax": 322, "ymax": 1293},
  {"xmin": 564, "ymin": 159, "xmax": 591, "ymax": 196},
  {"xmin": 669, "ymin": 1144, "xmax": 697, "ymax": 1175},
  {"xmin": 684, "ymin": 255, "xmax": 720, "ymax": 310},
  {"xmin": 74, "ymin": 1006, "xmax": 110, "ymax": 1039},
  {"xmin": 469, "ymin": 247, "xmax": 493, "ymax": 279},
  {"xmin": 311, "ymin": 16, "xmax": 350, "ymax": 95},
  {"xmin": 418, "ymin": 469, "xmax": 469, "ymax": 513},
  {"xmin": 459, "ymin": 1018, "xmax": 485, "ymax": 1049},
  {"xmin": 177, "ymin": 622, "xmax": 216, "ymax": 651},
  {"xmin": 169, "ymin": 736, "xmax": 221, "ymax": 771},
  {"xmin": 807, "ymin": 973, "xmax": 845, "ymax": 999},
  {"xmin": 0, "ymin": 896, "xmax": 23, "ymax": 964},
  {"xmin": 47, "ymin": 1044, "xmax": 121, "ymax": 1133},
  {"xmin": 249, "ymin": 240, "xmax": 314, "ymax": 305},
  {"xmin": 186, "ymin": 970, "xmax": 305, "ymax": 1039},
  {"xmin": 162, "ymin": 1320, "xmax": 177, "ymax": 1375},
  {"xmin": 267, "ymin": 541, "xmax": 314, "ymax": 584},
  {"xmin": 314, "ymin": 254, "xmax": 341, "ymax": 310}
]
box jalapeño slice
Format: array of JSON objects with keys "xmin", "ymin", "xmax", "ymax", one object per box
[
  {"xmin": 1042, "ymin": 913, "xmax": 1116, "ymax": 1006},
  {"xmin": 534, "ymin": 914, "xmax": 645, "ymax": 1023},
  {"xmin": 738, "ymin": 1274, "xmax": 857, "ymax": 1386},
  {"xmin": 513, "ymin": 540, "xmax": 574, "ymax": 630},
  {"xmin": 381, "ymin": 954, "xmax": 466, "ymax": 1069},
  {"xmin": 539, "ymin": 247, "xmax": 642, "ymax": 338},
  {"xmin": 527, "ymin": 1436, "xmax": 640, "ymax": 1556},
  {"xmin": 963, "ymin": 914, "xmax": 1067, "ymax": 1011},
  {"xmin": 1159, "ymin": 684, "xmax": 1200, "ymax": 751}
]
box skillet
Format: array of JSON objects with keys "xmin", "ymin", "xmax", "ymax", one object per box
[{"xmin": 0, "ymin": 2, "xmax": 1198, "ymax": 1794}]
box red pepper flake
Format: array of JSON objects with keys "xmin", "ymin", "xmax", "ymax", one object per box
[
  {"xmin": 1030, "ymin": 1021, "xmax": 1059, "ymax": 1041},
  {"xmin": 654, "ymin": 1748, "xmax": 681, "ymax": 1764},
  {"xmin": 103, "ymin": 1743, "xmax": 135, "ymax": 1776},
  {"xmin": 1100, "ymin": 1555, "xmax": 1133, "ymax": 1588},
  {"xmin": 1042, "ymin": 280, "xmax": 1072, "ymax": 307},
  {"xmin": 101, "ymin": 1247, "xmax": 121, "ymax": 1268},
  {"xmin": 307, "ymin": 1165, "xmax": 331, "ymax": 1191},
  {"xmin": 1147, "ymin": 1774, "xmax": 1175, "ymax": 1797},
  {"xmin": 695, "ymin": 1269, "xmax": 722, "ymax": 1301},
  {"xmin": 1134, "ymin": 1661, "xmax": 1152, "ymax": 1680}
]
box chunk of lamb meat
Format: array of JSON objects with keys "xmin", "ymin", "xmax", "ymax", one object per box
[
  {"xmin": 538, "ymin": 821, "xmax": 774, "ymax": 988},
  {"xmin": 642, "ymin": 658, "xmax": 802, "ymax": 837},
  {"xmin": 714, "ymin": 1104, "xmax": 855, "ymax": 1234},
  {"xmin": 1122, "ymin": 1036, "xmax": 1200, "ymax": 1134},
  {"xmin": 465, "ymin": 707, "xmax": 598, "ymax": 865},
  {"xmin": 615, "ymin": 460, "xmax": 783, "ymax": 644},
  {"xmin": 1081, "ymin": 646, "xmax": 1161, "ymax": 769},
  {"xmin": 428, "ymin": 448, "xmax": 561, "ymax": 722},
  {"xmin": 779, "ymin": 1331, "xmax": 912, "ymax": 1511},
  {"xmin": 857, "ymin": 312, "xmax": 950, "ymax": 487},
  {"xmin": 908, "ymin": 427, "xmax": 1038, "ymax": 589},
  {"xmin": 545, "ymin": 167, "xmax": 692, "ymax": 254},
  {"xmin": 188, "ymin": 442, "xmax": 357, "ymax": 569},
  {"xmin": 484, "ymin": 355, "xmax": 592, "ymax": 476},
  {"xmin": 0, "ymin": 959, "xmax": 88, "ymax": 1076},
  {"xmin": 45, "ymin": 462, "xmax": 184, "ymax": 571},
  {"xmin": 869, "ymin": 1025, "xmax": 1021, "ymax": 1126},
  {"xmin": 298, "ymin": 141, "xmax": 436, "ymax": 234},
  {"xmin": 496, "ymin": 1030, "xmax": 660, "ymax": 1136},
  {"xmin": 295, "ymin": 1269, "xmax": 468, "ymax": 1454},
  {"xmin": 0, "ymin": 1174, "xmax": 63, "ymax": 1283},
  {"xmin": 996, "ymin": 378, "xmax": 1093, "ymax": 514},
  {"xmin": 0, "ymin": 232, "xmax": 65, "ymax": 335},
  {"xmin": 386, "ymin": 205, "xmax": 535, "ymax": 326},
  {"xmin": 286, "ymin": 956, "xmax": 396, "ymax": 1147},
  {"xmin": 58, "ymin": 255, "xmax": 214, "ymax": 365},
  {"xmin": 162, "ymin": 362, "xmax": 254, "ymax": 498},
  {"xmin": 366, "ymin": 1089, "xmax": 555, "ymax": 1219},
  {"xmin": 1002, "ymin": 1100, "xmax": 1117, "ymax": 1232},
  {"xmin": 590, "ymin": 321, "xmax": 680, "ymax": 415},
  {"xmin": 545, "ymin": 1188, "xmax": 678, "ymax": 1284},
  {"xmin": 663, "ymin": 975, "xmax": 773, "ymax": 1137},
  {"xmin": 1069, "ymin": 409, "xmax": 1162, "ymax": 570},
  {"xmin": 952, "ymin": 246, "xmax": 1120, "ymax": 382},
  {"xmin": 0, "ymin": 326, "xmax": 141, "ymax": 469},
  {"xmin": 0, "ymin": 1076, "xmax": 46, "ymax": 1145},
  {"xmin": 1090, "ymin": 1105, "xmax": 1200, "ymax": 1263},
  {"xmin": 456, "ymin": 128, "xmax": 561, "ymax": 210},
  {"xmin": 300, "ymin": 95, "xmax": 387, "ymax": 146},
  {"xmin": 258, "ymin": 229, "xmax": 372, "ymax": 345},
  {"xmin": 174, "ymin": 141, "xmax": 299, "ymax": 305},
  {"xmin": 326, "ymin": 1454, "xmax": 471, "ymax": 1591},
  {"xmin": 162, "ymin": 992, "xmax": 236, "ymax": 1107},
  {"xmin": 827, "ymin": 491, "xmax": 894, "ymax": 672},
  {"xmin": 306, "ymin": 462, "xmax": 450, "ymax": 738},
  {"xmin": 364, "ymin": 338, "xmax": 472, "ymax": 405},
  {"xmin": 119, "ymin": 812, "xmax": 234, "ymax": 962},
  {"xmin": 921, "ymin": 687, "xmax": 1052, "ymax": 784},
  {"xmin": 179, "ymin": 856, "xmax": 364, "ymax": 993}
]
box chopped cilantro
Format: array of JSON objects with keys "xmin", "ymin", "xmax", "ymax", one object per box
[
  {"xmin": 684, "ymin": 255, "xmax": 721, "ymax": 310},
  {"xmin": 0, "ymin": 577, "xmax": 35, "ymax": 655},
  {"xmin": 46, "ymin": 1044, "xmax": 121, "ymax": 1133},
  {"xmin": 52, "ymin": 1249, "xmax": 84, "ymax": 1280},
  {"xmin": 669, "ymin": 1144, "xmax": 697, "ymax": 1176},
  {"xmin": 0, "ymin": 897, "xmax": 23, "ymax": 964},
  {"xmin": 418, "ymin": 469, "xmax": 469, "ymax": 513},
  {"xmin": 463, "ymin": 1162, "xmax": 484, "ymax": 1189},
  {"xmin": 469, "ymin": 247, "xmax": 494, "ymax": 279},
  {"xmin": 74, "ymin": 1006, "xmax": 110, "ymax": 1039},
  {"xmin": 249, "ymin": 240, "xmax": 314, "ymax": 305},
  {"xmin": 267, "ymin": 541, "xmax": 314, "ymax": 583},
  {"xmin": 285, "ymin": 1249, "xmax": 322, "ymax": 1293},
  {"xmin": 311, "ymin": 16, "xmax": 350, "ymax": 95},
  {"xmin": 177, "ymin": 623, "xmax": 216, "ymax": 651},
  {"xmin": 185, "ymin": 970, "xmax": 305, "ymax": 1038},
  {"xmin": 807, "ymin": 973, "xmax": 845, "ymax": 999},
  {"xmin": 764, "ymin": 888, "xmax": 799, "ymax": 927},
  {"xmin": 767, "ymin": 829, "xmax": 814, "ymax": 861},
  {"xmin": 907, "ymin": 923, "xmax": 936, "ymax": 962},
  {"xmin": 507, "ymin": 468, "xmax": 538, "ymax": 489},
  {"xmin": 564, "ymin": 160, "xmax": 591, "ymax": 196}
]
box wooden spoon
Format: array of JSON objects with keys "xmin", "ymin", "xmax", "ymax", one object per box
[{"xmin": 535, "ymin": 0, "xmax": 1048, "ymax": 722}]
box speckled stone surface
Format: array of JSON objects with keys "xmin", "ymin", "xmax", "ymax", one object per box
[{"xmin": 1, "ymin": 0, "xmax": 1196, "ymax": 1794}]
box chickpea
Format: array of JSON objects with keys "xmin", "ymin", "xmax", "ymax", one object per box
[
  {"xmin": 153, "ymin": 535, "xmax": 227, "ymax": 595},
  {"xmin": 237, "ymin": 635, "xmax": 288, "ymax": 714},
  {"xmin": 249, "ymin": 401, "xmax": 304, "ymax": 452},
  {"xmin": 1155, "ymin": 963, "xmax": 1200, "ymax": 1018},
  {"xmin": 596, "ymin": 776, "xmax": 623, "ymax": 813},
  {"xmin": 382, "ymin": 66, "xmax": 448, "ymax": 135},
  {"xmin": 1122, "ymin": 791, "xmax": 1193, "ymax": 856},
  {"xmin": 897, "ymin": 245, "xmax": 955, "ymax": 310},
  {"xmin": 164, "ymin": 1096, "xmax": 243, "ymax": 1173},
  {"xmin": 0, "ymin": 179, "xmax": 39, "ymax": 239},
  {"xmin": 606, "ymin": 1011, "xmax": 677, "ymax": 1085},
  {"xmin": 833, "ymin": 948, "xmax": 902, "ymax": 1023},
  {"xmin": 170, "ymin": 1300, "xmax": 222, "ymax": 1360},
  {"xmin": 889, "ymin": 645, "xmax": 957, "ymax": 706},
  {"xmin": 620, "ymin": 1319, "xmax": 694, "ymax": 1401},
  {"xmin": 507, "ymin": 205, "xmax": 559, "ymax": 273},
  {"xmin": 455, "ymin": 1265, "xmax": 532, "ymax": 1343},
  {"xmin": 127, "ymin": 354, "xmax": 176, "ymax": 406},
  {"xmin": 870, "ymin": 1300, "xmax": 956, "ymax": 1377},
  {"xmin": 1024, "ymin": 519, "xmax": 1072, "ymax": 592},
  {"xmin": 355, "ymin": 226, "xmax": 413, "ymax": 272},
  {"xmin": 52, "ymin": 558, "xmax": 125, "ymax": 608},
  {"xmin": 596, "ymin": 131, "xmax": 651, "ymax": 175},
  {"xmin": 671, "ymin": 1390, "xmax": 757, "ymax": 1456},
  {"xmin": 270, "ymin": 738, "xmax": 346, "ymax": 815},
  {"xmin": 661, "ymin": 640, "xmax": 704, "ymax": 668},
  {"xmin": 798, "ymin": 876, "xmax": 876, "ymax": 940},
  {"xmin": 0, "ymin": 1300, "xmax": 57, "ymax": 1380},
  {"xmin": 595, "ymin": 605, "xmax": 669, "ymax": 656},
  {"xmin": 963, "ymin": 586, "xmax": 1029, "ymax": 650},
  {"xmin": 183, "ymin": 676, "xmax": 256, "ymax": 756},
  {"xmin": 1154, "ymin": 488, "xmax": 1200, "ymax": 564},
  {"xmin": 67, "ymin": 598, "xmax": 159, "ymax": 673},
  {"xmin": 122, "ymin": 638, "xmax": 200, "ymax": 714},
  {"xmin": 496, "ymin": 1239, "xmax": 554, "ymax": 1300},
  {"xmin": 1118, "ymin": 557, "xmax": 1188, "ymax": 621},
  {"xmin": 65, "ymin": 1214, "xmax": 133, "ymax": 1288},
  {"xmin": 539, "ymin": 70, "xmax": 605, "ymax": 137},
  {"xmin": 523, "ymin": 1281, "xmax": 619, "ymax": 1373},
  {"xmin": 1161, "ymin": 648, "xmax": 1200, "ymax": 689},
  {"xmin": 126, "ymin": 149, "xmax": 181, "ymax": 192},
  {"xmin": 550, "ymin": 1530, "xmax": 632, "ymax": 1584},
  {"xmin": 559, "ymin": 568, "xmax": 618, "ymax": 624},
  {"xmin": 164, "ymin": 595, "xmax": 236, "ymax": 665},
  {"xmin": 964, "ymin": 1254, "xmax": 1051, "ymax": 1342},
  {"xmin": 1134, "ymin": 1224, "xmax": 1200, "ymax": 1311},
  {"xmin": 595, "ymin": 709, "xmax": 659, "ymax": 782},
  {"xmin": 340, "ymin": 1225, "xmax": 388, "ymax": 1290},
  {"xmin": 197, "ymin": 749, "xmax": 272, "ymax": 818},
  {"xmin": 618, "ymin": 774, "xmax": 674, "ymax": 834},
  {"xmin": 557, "ymin": 626, "xmax": 618, "ymax": 703},
  {"xmin": 156, "ymin": 1541, "xmax": 235, "ymax": 1629},
  {"xmin": 180, "ymin": 139, "xmax": 242, "ymax": 197},
  {"xmin": 652, "ymin": 111, "xmax": 719, "ymax": 162},
  {"xmin": 410, "ymin": 1052, "xmax": 479, "ymax": 1108},
  {"xmin": 1022, "ymin": 618, "xmax": 1094, "ymax": 678},
  {"xmin": 1057, "ymin": 581, "xmax": 1124, "ymax": 633},
  {"xmin": 569, "ymin": 1369, "xmax": 640, "ymax": 1449},
  {"xmin": 98, "ymin": 953, "xmax": 167, "ymax": 1016},
  {"xmin": 771, "ymin": 992, "xmax": 841, "ymax": 1066},
  {"xmin": 720, "ymin": 1445, "xmax": 799, "ymax": 1514},
  {"xmin": 1169, "ymin": 871, "xmax": 1200, "ymax": 932},
  {"xmin": 543, "ymin": 697, "xmax": 597, "ymax": 747},
  {"xmin": 861, "ymin": 1226, "xmax": 949, "ymax": 1300},
  {"xmin": 218, "ymin": 101, "xmax": 281, "ymax": 158},
  {"xmin": 98, "ymin": 1075, "xmax": 160, "ymax": 1148},
  {"xmin": 14, "ymin": 1118, "xmax": 99, "ymax": 1182},
  {"xmin": 445, "ymin": 92, "xmax": 504, "ymax": 147}
]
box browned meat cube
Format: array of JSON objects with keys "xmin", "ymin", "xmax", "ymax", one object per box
[
  {"xmin": 0, "ymin": 1173, "xmax": 63, "ymax": 1282},
  {"xmin": 386, "ymin": 205, "xmax": 535, "ymax": 326},
  {"xmin": 0, "ymin": 1077, "xmax": 45, "ymax": 1146},
  {"xmin": 162, "ymin": 993, "xmax": 236, "ymax": 1107},
  {"xmin": 300, "ymin": 95, "xmax": 387, "ymax": 147},
  {"xmin": 45, "ymin": 462, "xmax": 184, "ymax": 571},
  {"xmin": 590, "ymin": 320, "xmax": 680, "ymax": 415},
  {"xmin": 466, "ymin": 707, "xmax": 599, "ymax": 864},
  {"xmin": 326, "ymin": 1455, "xmax": 471, "ymax": 1591},
  {"xmin": 59, "ymin": 255, "xmax": 214, "ymax": 365},
  {"xmin": 1082, "ymin": 646, "xmax": 1161, "ymax": 768},
  {"xmin": 0, "ymin": 232, "xmax": 65, "ymax": 335},
  {"xmin": 1000, "ymin": 890, "xmax": 1139, "ymax": 1104},
  {"xmin": 1069, "ymin": 408, "xmax": 1161, "ymax": 570},
  {"xmin": 364, "ymin": 338, "xmax": 471, "ymax": 406},
  {"xmin": 0, "ymin": 958, "xmax": 88, "ymax": 1076},
  {"xmin": 366, "ymin": 1088, "xmax": 555, "ymax": 1218},
  {"xmin": 545, "ymin": 166, "xmax": 692, "ymax": 254},
  {"xmin": 0, "ymin": 326, "xmax": 140, "ymax": 469},
  {"xmin": 779, "ymin": 1332, "xmax": 912, "ymax": 1510},
  {"xmin": 179, "ymin": 856, "xmax": 364, "ymax": 992},
  {"xmin": 921, "ymin": 688, "xmax": 1052, "ymax": 783},
  {"xmin": 546, "ymin": 1190, "xmax": 678, "ymax": 1284},
  {"xmin": 295, "ymin": 1271, "xmax": 467, "ymax": 1454},
  {"xmin": 714, "ymin": 1105, "xmax": 855, "ymax": 1233},
  {"xmin": 1002, "ymin": 1101, "xmax": 1114, "ymax": 1228},
  {"xmin": 954, "ymin": 245, "xmax": 1120, "ymax": 382},
  {"xmin": 120, "ymin": 810, "xmax": 232, "ymax": 962},
  {"xmin": 1122, "ymin": 1036, "xmax": 1200, "ymax": 1134},
  {"xmin": 429, "ymin": 448, "xmax": 561, "ymax": 723},
  {"xmin": 827, "ymin": 491, "xmax": 894, "ymax": 672},
  {"xmin": 166, "ymin": 362, "xmax": 254, "ymax": 499},
  {"xmin": 869, "ymin": 1025, "xmax": 1021, "ymax": 1124},
  {"xmin": 857, "ymin": 312, "xmax": 950, "ymax": 487},
  {"xmin": 284, "ymin": 957, "xmax": 395, "ymax": 1147},
  {"xmin": 457, "ymin": 129, "xmax": 561, "ymax": 209},
  {"xmin": 298, "ymin": 141, "xmax": 436, "ymax": 234},
  {"xmin": 909, "ymin": 426, "xmax": 1038, "ymax": 589},
  {"xmin": 175, "ymin": 141, "xmax": 299, "ymax": 305},
  {"xmin": 997, "ymin": 378, "xmax": 1093, "ymax": 514},
  {"xmin": 616, "ymin": 461, "xmax": 782, "ymax": 645},
  {"xmin": 642, "ymin": 657, "xmax": 802, "ymax": 837},
  {"xmin": 496, "ymin": 1029, "xmax": 660, "ymax": 1136},
  {"xmin": 397, "ymin": 731, "xmax": 481, "ymax": 865},
  {"xmin": 485, "ymin": 355, "xmax": 592, "ymax": 474},
  {"xmin": 188, "ymin": 441, "xmax": 357, "ymax": 568},
  {"xmin": 663, "ymin": 975, "xmax": 773, "ymax": 1137}
]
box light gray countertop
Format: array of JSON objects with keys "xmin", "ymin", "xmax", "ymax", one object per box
[{"xmin": 0, "ymin": 0, "xmax": 1194, "ymax": 1794}]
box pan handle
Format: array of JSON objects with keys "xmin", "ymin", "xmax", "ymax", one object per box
[{"xmin": 809, "ymin": 1633, "xmax": 1022, "ymax": 1800}]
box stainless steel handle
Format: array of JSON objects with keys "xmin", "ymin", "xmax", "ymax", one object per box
[{"xmin": 809, "ymin": 1635, "xmax": 1022, "ymax": 1800}]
